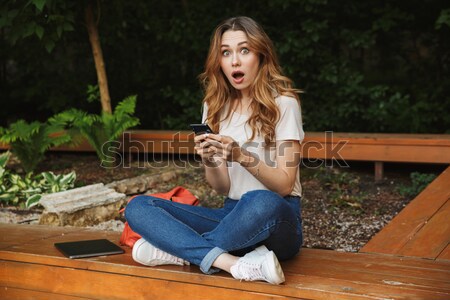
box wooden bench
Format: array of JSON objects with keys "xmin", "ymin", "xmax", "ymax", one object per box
[
  {"xmin": 1, "ymin": 223, "xmax": 449, "ymax": 300},
  {"xmin": 1, "ymin": 133, "xmax": 450, "ymax": 299},
  {"xmin": 361, "ymin": 165, "xmax": 450, "ymax": 260},
  {"xmin": 25, "ymin": 131, "xmax": 450, "ymax": 179},
  {"xmin": 1, "ymin": 131, "xmax": 449, "ymax": 180}
]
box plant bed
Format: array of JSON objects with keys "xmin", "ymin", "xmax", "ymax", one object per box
[{"xmin": 0, "ymin": 151, "xmax": 443, "ymax": 252}]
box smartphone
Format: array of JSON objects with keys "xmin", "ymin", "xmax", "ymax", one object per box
[{"xmin": 190, "ymin": 123, "xmax": 214, "ymax": 135}]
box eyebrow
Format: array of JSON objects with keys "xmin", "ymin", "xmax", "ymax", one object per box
[{"xmin": 220, "ymin": 41, "xmax": 248, "ymax": 48}]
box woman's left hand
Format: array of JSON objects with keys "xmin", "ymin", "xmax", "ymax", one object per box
[{"xmin": 203, "ymin": 134, "xmax": 243, "ymax": 162}]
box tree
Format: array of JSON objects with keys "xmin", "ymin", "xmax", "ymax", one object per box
[{"xmin": 0, "ymin": 0, "xmax": 112, "ymax": 113}]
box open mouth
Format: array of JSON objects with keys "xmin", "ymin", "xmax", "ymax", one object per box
[{"xmin": 232, "ymin": 71, "xmax": 245, "ymax": 80}]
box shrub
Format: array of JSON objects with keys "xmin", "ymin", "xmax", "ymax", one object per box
[
  {"xmin": 0, "ymin": 120, "xmax": 71, "ymax": 173},
  {"xmin": 0, "ymin": 151, "xmax": 76, "ymax": 208},
  {"xmin": 396, "ymin": 172, "xmax": 437, "ymax": 198},
  {"xmin": 51, "ymin": 95, "xmax": 140, "ymax": 168}
]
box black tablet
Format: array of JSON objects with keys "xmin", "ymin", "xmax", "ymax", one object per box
[{"xmin": 54, "ymin": 239, "xmax": 124, "ymax": 259}]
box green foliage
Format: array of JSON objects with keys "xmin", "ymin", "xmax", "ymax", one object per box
[
  {"xmin": 435, "ymin": 8, "xmax": 450, "ymax": 29},
  {"xmin": 1, "ymin": 1, "xmax": 449, "ymax": 133},
  {"xmin": 51, "ymin": 95, "xmax": 140, "ymax": 167},
  {"xmin": 0, "ymin": 151, "xmax": 76, "ymax": 208},
  {"xmin": 396, "ymin": 172, "xmax": 437, "ymax": 198},
  {"xmin": 0, "ymin": 0, "xmax": 76, "ymax": 52},
  {"xmin": 0, "ymin": 120, "xmax": 71, "ymax": 173}
]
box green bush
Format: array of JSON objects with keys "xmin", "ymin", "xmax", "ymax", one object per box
[
  {"xmin": 0, "ymin": 151, "xmax": 76, "ymax": 208},
  {"xmin": 0, "ymin": 1, "xmax": 448, "ymax": 133},
  {"xmin": 0, "ymin": 120, "xmax": 71, "ymax": 173},
  {"xmin": 396, "ymin": 172, "xmax": 437, "ymax": 198},
  {"xmin": 51, "ymin": 95, "xmax": 140, "ymax": 168}
]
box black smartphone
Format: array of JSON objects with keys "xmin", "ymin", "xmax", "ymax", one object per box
[{"xmin": 190, "ymin": 123, "xmax": 214, "ymax": 135}]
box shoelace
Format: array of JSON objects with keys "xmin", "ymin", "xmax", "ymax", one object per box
[
  {"xmin": 235, "ymin": 259, "xmax": 265, "ymax": 281},
  {"xmin": 153, "ymin": 247, "xmax": 186, "ymax": 265}
]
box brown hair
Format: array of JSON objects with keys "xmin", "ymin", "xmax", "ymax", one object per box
[{"xmin": 199, "ymin": 16, "xmax": 301, "ymax": 145}]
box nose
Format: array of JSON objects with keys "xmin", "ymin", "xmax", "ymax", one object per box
[{"xmin": 231, "ymin": 53, "xmax": 241, "ymax": 66}]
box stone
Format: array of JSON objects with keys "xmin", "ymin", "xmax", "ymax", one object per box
[
  {"xmin": 160, "ymin": 171, "xmax": 177, "ymax": 182},
  {"xmin": 107, "ymin": 174, "xmax": 161, "ymax": 195},
  {"xmin": 39, "ymin": 183, "xmax": 127, "ymax": 227}
]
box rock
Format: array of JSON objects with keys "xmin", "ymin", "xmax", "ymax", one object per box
[
  {"xmin": 107, "ymin": 174, "xmax": 161, "ymax": 195},
  {"xmin": 39, "ymin": 183, "xmax": 127, "ymax": 227},
  {"xmin": 160, "ymin": 171, "xmax": 177, "ymax": 182}
]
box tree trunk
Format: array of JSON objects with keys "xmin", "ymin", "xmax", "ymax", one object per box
[{"xmin": 85, "ymin": 1, "xmax": 112, "ymax": 113}]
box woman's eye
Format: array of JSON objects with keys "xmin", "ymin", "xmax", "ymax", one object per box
[
  {"xmin": 241, "ymin": 48, "xmax": 249, "ymax": 54},
  {"xmin": 222, "ymin": 50, "xmax": 231, "ymax": 56}
]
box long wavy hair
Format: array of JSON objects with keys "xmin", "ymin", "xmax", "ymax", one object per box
[{"xmin": 199, "ymin": 16, "xmax": 301, "ymax": 145}]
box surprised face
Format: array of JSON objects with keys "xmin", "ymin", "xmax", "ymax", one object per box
[{"xmin": 220, "ymin": 30, "xmax": 260, "ymax": 97}]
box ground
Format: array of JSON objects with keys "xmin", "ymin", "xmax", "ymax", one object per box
[{"xmin": 2, "ymin": 152, "xmax": 442, "ymax": 252}]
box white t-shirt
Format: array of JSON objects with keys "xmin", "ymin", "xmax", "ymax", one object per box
[{"xmin": 202, "ymin": 95, "xmax": 304, "ymax": 199}]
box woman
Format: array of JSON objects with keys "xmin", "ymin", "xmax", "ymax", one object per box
[{"xmin": 125, "ymin": 16, "xmax": 304, "ymax": 285}]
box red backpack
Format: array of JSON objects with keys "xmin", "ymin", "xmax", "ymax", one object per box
[{"xmin": 119, "ymin": 186, "xmax": 199, "ymax": 248}]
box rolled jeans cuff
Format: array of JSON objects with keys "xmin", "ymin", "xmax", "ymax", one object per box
[{"xmin": 200, "ymin": 246, "xmax": 226, "ymax": 274}]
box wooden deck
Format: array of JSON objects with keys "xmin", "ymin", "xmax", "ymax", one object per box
[
  {"xmin": 1, "ymin": 132, "xmax": 449, "ymax": 298},
  {"xmin": 361, "ymin": 166, "xmax": 450, "ymax": 260},
  {"xmin": 1, "ymin": 223, "xmax": 449, "ymax": 300}
]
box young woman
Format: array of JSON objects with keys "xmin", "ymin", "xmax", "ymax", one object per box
[{"xmin": 125, "ymin": 16, "xmax": 304, "ymax": 285}]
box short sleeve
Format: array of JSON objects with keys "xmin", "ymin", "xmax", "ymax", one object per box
[{"xmin": 275, "ymin": 96, "xmax": 305, "ymax": 142}]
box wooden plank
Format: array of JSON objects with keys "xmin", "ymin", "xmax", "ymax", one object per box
[
  {"xmin": 0, "ymin": 223, "xmax": 86, "ymax": 250},
  {"xmin": 1, "ymin": 261, "xmax": 289, "ymax": 300},
  {"xmin": 398, "ymin": 199, "xmax": 450, "ymax": 259},
  {"xmin": 2, "ymin": 131, "xmax": 450, "ymax": 163},
  {"xmin": 2, "ymin": 258, "xmax": 449, "ymax": 300},
  {"xmin": 361, "ymin": 166, "xmax": 450, "ymax": 256},
  {"xmin": 284, "ymin": 248, "xmax": 450, "ymax": 292},
  {"xmin": 437, "ymin": 244, "xmax": 450, "ymax": 261},
  {"xmin": 303, "ymin": 132, "xmax": 450, "ymax": 146},
  {"xmin": 0, "ymin": 286, "xmax": 91, "ymax": 300},
  {"xmin": 1, "ymin": 225, "xmax": 449, "ymax": 300}
]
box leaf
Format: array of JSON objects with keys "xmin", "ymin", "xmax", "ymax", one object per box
[
  {"xmin": 42, "ymin": 171, "xmax": 56, "ymax": 183},
  {"xmin": 45, "ymin": 40, "xmax": 55, "ymax": 53},
  {"xmin": 35, "ymin": 25, "xmax": 44, "ymax": 40},
  {"xmin": 56, "ymin": 25, "xmax": 63, "ymax": 38},
  {"xmin": 25, "ymin": 193, "xmax": 42, "ymax": 208},
  {"xmin": 0, "ymin": 151, "xmax": 10, "ymax": 168},
  {"xmin": 0, "ymin": 193, "xmax": 15, "ymax": 203},
  {"xmin": 63, "ymin": 22, "xmax": 74, "ymax": 31},
  {"xmin": 32, "ymin": 0, "xmax": 47, "ymax": 12}
]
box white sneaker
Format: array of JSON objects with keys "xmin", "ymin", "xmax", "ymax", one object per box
[
  {"xmin": 230, "ymin": 248, "xmax": 285, "ymax": 284},
  {"xmin": 132, "ymin": 238, "xmax": 189, "ymax": 266},
  {"xmin": 246, "ymin": 245, "xmax": 270, "ymax": 258}
]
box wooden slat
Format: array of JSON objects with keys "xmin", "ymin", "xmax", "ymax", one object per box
[
  {"xmin": 1, "ymin": 261, "xmax": 286, "ymax": 300},
  {"xmin": 0, "ymin": 286, "xmax": 91, "ymax": 300},
  {"xmin": 284, "ymin": 249, "xmax": 450, "ymax": 292},
  {"xmin": 437, "ymin": 245, "xmax": 450, "ymax": 261},
  {"xmin": 1, "ymin": 224, "xmax": 450, "ymax": 300},
  {"xmin": 398, "ymin": 199, "xmax": 450, "ymax": 258},
  {"xmin": 2, "ymin": 251, "xmax": 449, "ymax": 300},
  {"xmin": 2, "ymin": 131, "xmax": 450, "ymax": 163},
  {"xmin": 361, "ymin": 166, "xmax": 450, "ymax": 257},
  {"xmin": 0, "ymin": 223, "xmax": 87, "ymax": 250}
]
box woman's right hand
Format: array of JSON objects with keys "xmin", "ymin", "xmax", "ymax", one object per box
[{"xmin": 194, "ymin": 133, "xmax": 216, "ymax": 161}]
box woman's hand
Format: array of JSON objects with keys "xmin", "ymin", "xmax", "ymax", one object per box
[
  {"xmin": 194, "ymin": 134, "xmax": 243, "ymax": 162},
  {"xmin": 193, "ymin": 133, "xmax": 216, "ymax": 161},
  {"xmin": 194, "ymin": 133, "xmax": 232, "ymax": 195}
]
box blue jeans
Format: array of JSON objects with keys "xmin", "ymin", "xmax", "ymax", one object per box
[{"xmin": 125, "ymin": 189, "xmax": 302, "ymax": 274}]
